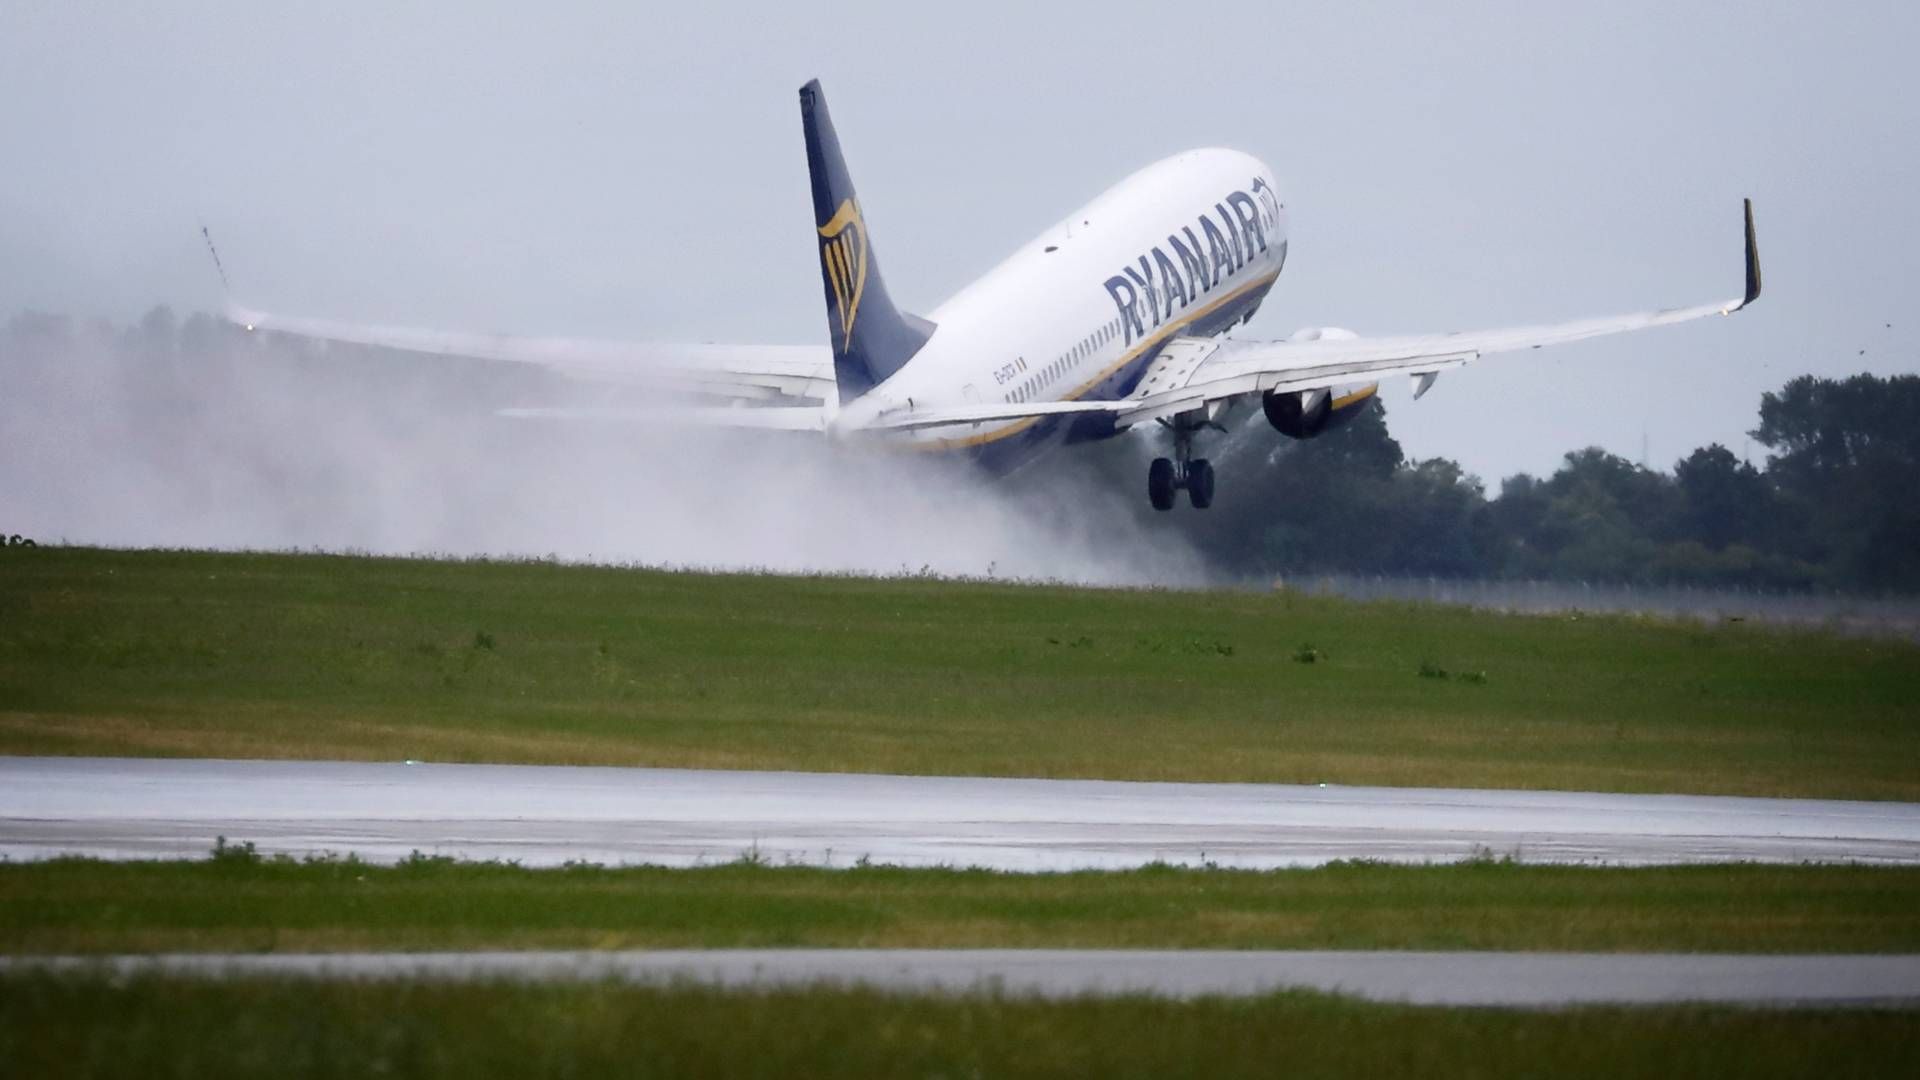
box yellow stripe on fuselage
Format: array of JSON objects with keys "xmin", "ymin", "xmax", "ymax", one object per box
[{"xmin": 903, "ymin": 269, "xmax": 1282, "ymax": 452}]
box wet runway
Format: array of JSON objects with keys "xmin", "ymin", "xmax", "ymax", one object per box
[
  {"xmin": 12, "ymin": 950, "xmax": 1920, "ymax": 1006},
  {"xmin": 5, "ymin": 756, "xmax": 1919, "ymax": 869}
]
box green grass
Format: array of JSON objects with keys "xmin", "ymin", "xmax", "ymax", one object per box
[
  {"xmin": 7, "ymin": 856, "xmax": 1919, "ymax": 955},
  {"xmin": 3, "ymin": 546, "xmax": 1918, "ymax": 798},
  {"xmin": 4, "ymin": 972, "xmax": 1915, "ymax": 1079}
]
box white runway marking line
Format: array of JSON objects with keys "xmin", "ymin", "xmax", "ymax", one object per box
[
  {"xmin": 8, "ymin": 951, "xmax": 1920, "ymax": 1007},
  {"xmin": 3, "ymin": 756, "xmax": 1919, "ymax": 870}
]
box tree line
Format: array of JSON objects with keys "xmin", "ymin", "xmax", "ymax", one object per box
[{"xmin": 1156, "ymin": 372, "xmax": 1920, "ymax": 593}]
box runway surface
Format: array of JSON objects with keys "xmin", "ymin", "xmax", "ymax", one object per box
[
  {"xmin": 6, "ymin": 756, "xmax": 1920, "ymax": 869},
  {"xmin": 11, "ymin": 950, "xmax": 1920, "ymax": 1006}
]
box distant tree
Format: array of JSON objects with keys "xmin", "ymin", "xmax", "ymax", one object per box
[
  {"xmin": 1673, "ymin": 443, "xmax": 1774, "ymax": 551},
  {"xmin": 1247, "ymin": 400, "xmax": 1406, "ymax": 572},
  {"xmin": 1754, "ymin": 374, "xmax": 1920, "ymax": 590},
  {"xmin": 1754, "ymin": 374, "xmax": 1920, "ymax": 482},
  {"xmin": 1379, "ymin": 457, "xmax": 1483, "ymax": 576},
  {"xmin": 178, "ymin": 310, "xmax": 227, "ymax": 359},
  {"xmin": 6, "ymin": 310, "xmax": 74, "ymax": 345},
  {"xmin": 1473, "ymin": 473, "xmax": 1551, "ymax": 579},
  {"xmin": 1549, "ymin": 448, "xmax": 1683, "ymax": 544},
  {"xmin": 135, "ymin": 304, "xmax": 178, "ymax": 356}
]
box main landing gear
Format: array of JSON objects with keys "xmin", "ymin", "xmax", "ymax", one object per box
[{"xmin": 1147, "ymin": 419, "xmax": 1215, "ymax": 511}]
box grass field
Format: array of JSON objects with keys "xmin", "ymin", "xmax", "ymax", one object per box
[
  {"xmin": 4, "ymin": 972, "xmax": 1915, "ymax": 1079},
  {"xmin": 6, "ymin": 855, "xmax": 1918, "ymax": 955},
  {"xmin": 3, "ymin": 546, "xmax": 1918, "ymax": 798}
]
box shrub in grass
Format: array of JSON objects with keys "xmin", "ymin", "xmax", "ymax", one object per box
[
  {"xmin": 209, "ymin": 837, "xmax": 260, "ymax": 866},
  {"xmin": 1417, "ymin": 662, "xmax": 1488, "ymax": 684}
]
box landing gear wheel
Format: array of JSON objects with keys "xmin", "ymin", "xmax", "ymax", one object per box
[
  {"xmin": 1147, "ymin": 457, "xmax": 1177, "ymax": 511},
  {"xmin": 1187, "ymin": 458, "xmax": 1215, "ymax": 509}
]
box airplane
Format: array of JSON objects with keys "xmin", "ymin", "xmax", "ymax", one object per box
[{"xmin": 212, "ymin": 78, "xmax": 1762, "ymax": 511}]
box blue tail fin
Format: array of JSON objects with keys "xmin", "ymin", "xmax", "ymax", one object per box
[{"xmin": 799, "ymin": 79, "xmax": 933, "ymax": 404}]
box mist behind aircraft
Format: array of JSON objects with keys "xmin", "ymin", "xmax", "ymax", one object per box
[{"xmin": 1, "ymin": 311, "xmax": 1205, "ymax": 585}]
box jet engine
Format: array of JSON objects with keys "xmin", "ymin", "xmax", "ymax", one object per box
[
  {"xmin": 1262, "ymin": 388, "xmax": 1333, "ymax": 439},
  {"xmin": 1263, "ymin": 375, "xmax": 1380, "ymax": 440}
]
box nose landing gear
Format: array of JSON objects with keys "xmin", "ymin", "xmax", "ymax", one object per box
[{"xmin": 1146, "ymin": 420, "xmax": 1216, "ymax": 511}]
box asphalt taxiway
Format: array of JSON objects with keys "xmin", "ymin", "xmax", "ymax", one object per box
[
  {"xmin": 5, "ymin": 756, "xmax": 1918, "ymax": 869},
  {"xmin": 11, "ymin": 950, "xmax": 1920, "ymax": 1006}
]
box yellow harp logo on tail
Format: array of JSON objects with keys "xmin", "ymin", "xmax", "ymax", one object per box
[{"xmin": 817, "ymin": 198, "xmax": 868, "ymax": 352}]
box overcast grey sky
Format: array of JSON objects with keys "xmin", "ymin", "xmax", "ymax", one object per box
[{"xmin": 3, "ymin": 0, "xmax": 1917, "ymax": 483}]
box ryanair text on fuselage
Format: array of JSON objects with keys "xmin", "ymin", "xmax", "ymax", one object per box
[{"xmin": 1102, "ymin": 178, "xmax": 1282, "ymax": 346}]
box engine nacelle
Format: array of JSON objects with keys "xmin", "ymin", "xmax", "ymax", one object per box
[
  {"xmin": 1263, "ymin": 381, "xmax": 1380, "ymax": 440},
  {"xmin": 1263, "ymin": 388, "xmax": 1333, "ymax": 439}
]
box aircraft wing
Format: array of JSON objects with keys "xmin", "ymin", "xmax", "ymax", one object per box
[
  {"xmin": 223, "ymin": 300, "xmax": 837, "ymax": 405},
  {"xmin": 870, "ymin": 199, "xmax": 1761, "ymax": 434}
]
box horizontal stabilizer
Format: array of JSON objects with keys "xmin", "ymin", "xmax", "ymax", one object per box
[
  {"xmin": 219, "ymin": 300, "xmax": 834, "ymax": 404},
  {"xmin": 498, "ymin": 405, "xmax": 827, "ymax": 431}
]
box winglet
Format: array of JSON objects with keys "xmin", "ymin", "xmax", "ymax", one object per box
[
  {"xmin": 199, "ymin": 225, "xmax": 265, "ymax": 331},
  {"xmin": 1741, "ymin": 198, "xmax": 1762, "ymax": 309},
  {"xmin": 200, "ymin": 224, "xmax": 232, "ymax": 296}
]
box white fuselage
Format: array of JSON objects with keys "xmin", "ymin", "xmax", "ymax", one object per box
[{"xmin": 834, "ymin": 148, "xmax": 1287, "ymax": 469}]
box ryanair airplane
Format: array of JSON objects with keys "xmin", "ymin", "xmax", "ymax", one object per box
[{"xmin": 218, "ymin": 79, "xmax": 1762, "ymax": 511}]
